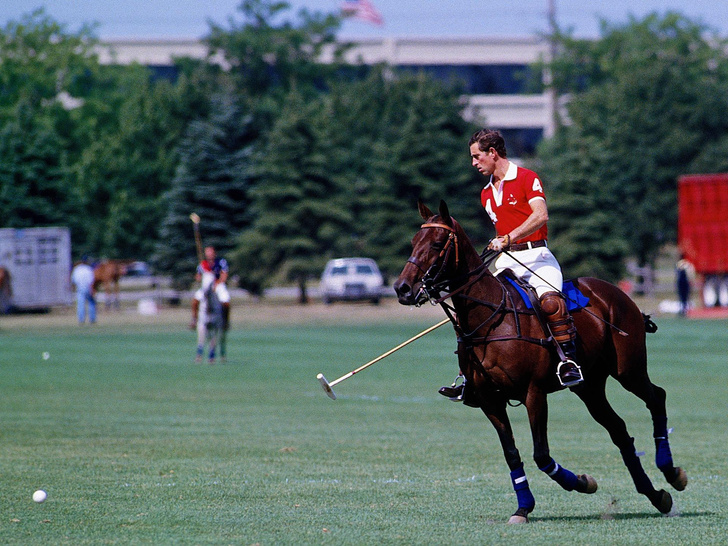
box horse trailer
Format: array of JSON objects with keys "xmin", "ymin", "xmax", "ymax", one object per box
[
  {"xmin": 678, "ymin": 173, "xmax": 728, "ymax": 307},
  {"xmin": 0, "ymin": 227, "xmax": 73, "ymax": 313}
]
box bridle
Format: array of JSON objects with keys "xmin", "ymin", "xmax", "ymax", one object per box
[{"xmin": 406, "ymin": 221, "xmax": 460, "ymax": 303}]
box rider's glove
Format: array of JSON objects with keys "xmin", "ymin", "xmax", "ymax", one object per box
[{"xmin": 488, "ymin": 234, "xmax": 511, "ymax": 252}]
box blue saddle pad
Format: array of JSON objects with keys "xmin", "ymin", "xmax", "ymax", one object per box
[{"xmin": 504, "ymin": 277, "xmax": 589, "ymax": 312}]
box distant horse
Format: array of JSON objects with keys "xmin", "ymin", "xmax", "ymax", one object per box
[
  {"xmin": 93, "ymin": 260, "xmax": 128, "ymax": 309},
  {"xmin": 0, "ymin": 266, "xmax": 12, "ymax": 314},
  {"xmin": 196, "ymin": 279, "xmax": 224, "ymax": 364},
  {"xmin": 393, "ymin": 201, "xmax": 687, "ymax": 523}
]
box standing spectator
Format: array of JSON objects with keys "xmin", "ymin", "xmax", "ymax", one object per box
[
  {"xmin": 676, "ymin": 254, "xmax": 695, "ymax": 317},
  {"xmin": 71, "ymin": 256, "xmax": 96, "ymax": 324}
]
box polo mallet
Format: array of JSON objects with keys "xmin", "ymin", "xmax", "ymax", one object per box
[
  {"xmin": 317, "ymin": 318, "xmax": 450, "ymax": 400},
  {"xmin": 190, "ymin": 212, "xmax": 203, "ymax": 263}
]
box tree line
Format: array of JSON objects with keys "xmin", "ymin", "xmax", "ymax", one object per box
[{"xmin": 3, "ymin": 3, "xmax": 728, "ymax": 298}]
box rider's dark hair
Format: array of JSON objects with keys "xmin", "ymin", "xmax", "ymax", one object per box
[{"xmin": 469, "ymin": 129, "xmax": 508, "ymax": 157}]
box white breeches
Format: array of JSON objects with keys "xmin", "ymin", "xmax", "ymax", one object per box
[{"xmin": 489, "ymin": 246, "xmax": 563, "ymax": 298}]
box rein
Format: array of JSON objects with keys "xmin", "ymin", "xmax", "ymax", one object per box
[{"xmin": 414, "ymin": 222, "xmax": 546, "ymax": 347}]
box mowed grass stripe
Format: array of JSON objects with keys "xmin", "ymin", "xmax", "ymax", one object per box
[{"xmin": 0, "ymin": 314, "xmax": 726, "ymax": 544}]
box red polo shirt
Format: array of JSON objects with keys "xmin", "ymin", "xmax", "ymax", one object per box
[{"xmin": 480, "ymin": 162, "xmax": 548, "ymax": 244}]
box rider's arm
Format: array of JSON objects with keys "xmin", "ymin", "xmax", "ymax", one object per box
[
  {"xmin": 489, "ymin": 198, "xmax": 548, "ymax": 251},
  {"xmin": 506, "ymin": 198, "xmax": 548, "ymax": 243}
]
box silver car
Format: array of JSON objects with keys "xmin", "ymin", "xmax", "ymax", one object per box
[{"xmin": 320, "ymin": 258, "xmax": 384, "ymax": 304}]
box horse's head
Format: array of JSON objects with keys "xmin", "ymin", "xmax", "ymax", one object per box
[{"xmin": 393, "ymin": 200, "xmax": 463, "ymax": 306}]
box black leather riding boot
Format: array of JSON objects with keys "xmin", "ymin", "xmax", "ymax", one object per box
[{"xmin": 438, "ymin": 374, "xmax": 465, "ymax": 400}]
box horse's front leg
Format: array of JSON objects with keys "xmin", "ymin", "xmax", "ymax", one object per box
[
  {"xmin": 481, "ymin": 398, "xmax": 535, "ymax": 524},
  {"xmin": 526, "ymin": 387, "xmax": 598, "ymax": 495}
]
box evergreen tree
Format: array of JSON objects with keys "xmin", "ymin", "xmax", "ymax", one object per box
[
  {"xmin": 230, "ymin": 89, "xmax": 350, "ymax": 302},
  {"xmin": 72, "ymin": 71, "xmax": 195, "ymax": 258},
  {"xmin": 540, "ymin": 13, "xmax": 728, "ymax": 279},
  {"xmin": 0, "ymin": 100, "xmax": 74, "ymax": 228},
  {"xmin": 154, "ymin": 91, "xmax": 258, "ymax": 289},
  {"xmin": 330, "ymin": 68, "xmax": 481, "ymax": 276},
  {"xmin": 0, "ymin": 10, "xmax": 92, "ymax": 232}
]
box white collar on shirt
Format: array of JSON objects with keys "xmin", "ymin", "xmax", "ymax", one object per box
[{"xmin": 485, "ymin": 161, "xmax": 518, "ymax": 192}]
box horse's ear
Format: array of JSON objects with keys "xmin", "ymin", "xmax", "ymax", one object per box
[
  {"xmin": 418, "ymin": 199, "xmax": 434, "ymax": 220},
  {"xmin": 439, "ymin": 200, "xmax": 452, "ymax": 226}
]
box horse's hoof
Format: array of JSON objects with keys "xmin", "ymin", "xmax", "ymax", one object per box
[
  {"xmin": 576, "ymin": 474, "xmax": 598, "ymax": 494},
  {"xmin": 670, "ymin": 467, "xmax": 687, "ymax": 491},
  {"xmin": 507, "ymin": 515, "xmax": 529, "ymax": 524},
  {"xmin": 649, "ymin": 489, "xmax": 673, "ymax": 514}
]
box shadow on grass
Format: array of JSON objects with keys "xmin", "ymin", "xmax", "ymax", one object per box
[{"xmin": 530, "ymin": 511, "xmax": 714, "ymax": 523}]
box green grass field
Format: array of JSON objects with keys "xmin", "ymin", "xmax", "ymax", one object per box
[{"xmin": 1, "ymin": 304, "xmax": 727, "ymax": 545}]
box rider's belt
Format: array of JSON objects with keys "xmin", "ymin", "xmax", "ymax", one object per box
[{"xmin": 509, "ymin": 239, "xmax": 547, "ymax": 251}]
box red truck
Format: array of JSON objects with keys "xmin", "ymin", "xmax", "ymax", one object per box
[{"xmin": 678, "ymin": 173, "xmax": 728, "ymax": 307}]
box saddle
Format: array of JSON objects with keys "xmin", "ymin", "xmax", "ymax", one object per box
[
  {"xmin": 498, "ymin": 270, "xmax": 589, "ymax": 355},
  {"xmin": 501, "ymin": 271, "xmax": 590, "ymax": 313}
]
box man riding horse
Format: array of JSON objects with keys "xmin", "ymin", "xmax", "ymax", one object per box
[
  {"xmin": 440, "ymin": 129, "xmax": 582, "ymax": 400},
  {"xmin": 190, "ymin": 246, "xmax": 231, "ymax": 362}
]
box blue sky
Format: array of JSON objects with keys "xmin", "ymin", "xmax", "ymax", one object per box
[{"xmin": 2, "ymin": 0, "xmax": 726, "ymax": 40}]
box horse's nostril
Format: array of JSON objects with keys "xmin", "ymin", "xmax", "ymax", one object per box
[{"xmin": 394, "ymin": 281, "xmax": 410, "ymax": 296}]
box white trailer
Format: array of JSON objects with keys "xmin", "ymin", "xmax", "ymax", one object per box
[{"xmin": 0, "ymin": 227, "xmax": 73, "ymax": 312}]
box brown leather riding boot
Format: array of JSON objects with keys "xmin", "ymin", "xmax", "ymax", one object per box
[{"xmin": 539, "ymin": 291, "xmax": 583, "ymax": 387}]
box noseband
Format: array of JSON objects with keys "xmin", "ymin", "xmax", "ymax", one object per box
[{"xmin": 406, "ymin": 222, "xmax": 460, "ymax": 301}]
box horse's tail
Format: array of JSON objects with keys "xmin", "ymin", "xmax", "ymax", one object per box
[{"xmin": 642, "ymin": 312, "xmax": 658, "ymax": 334}]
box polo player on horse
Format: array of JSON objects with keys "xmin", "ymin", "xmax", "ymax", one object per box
[
  {"xmin": 190, "ymin": 246, "xmax": 231, "ymax": 363},
  {"xmin": 440, "ymin": 129, "xmax": 582, "ymax": 400}
]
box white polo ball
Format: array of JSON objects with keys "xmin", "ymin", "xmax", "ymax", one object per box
[
  {"xmin": 33, "ymin": 490, "xmax": 47, "ymax": 503},
  {"xmin": 42, "ymin": 352, "xmax": 50, "ymax": 360}
]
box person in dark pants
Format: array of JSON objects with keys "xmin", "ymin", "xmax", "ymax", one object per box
[{"xmin": 676, "ymin": 254, "xmax": 695, "ymax": 317}]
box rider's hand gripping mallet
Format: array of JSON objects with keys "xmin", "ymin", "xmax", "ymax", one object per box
[{"xmin": 317, "ymin": 318, "xmax": 450, "ymax": 400}]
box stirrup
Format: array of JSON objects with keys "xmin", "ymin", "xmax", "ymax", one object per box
[
  {"xmin": 438, "ymin": 375, "xmax": 465, "ymax": 401},
  {"xmin": 556, "ymin": 359, "xmax": 583, "ymax": 387}
]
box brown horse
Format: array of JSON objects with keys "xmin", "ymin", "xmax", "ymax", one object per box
[
  {"xmin": 393, "ymin": 201, "xmax": 687, "ymax": 523},
  {"xmin": 93, "ymin": 260, "xmax": 128, "ymax": 309}
]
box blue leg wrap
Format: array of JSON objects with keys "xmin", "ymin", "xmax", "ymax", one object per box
[
  {"xmin": 510, "ymin": 465, "xmax": 535, "ymax": 512},
  {"xmin": 655, "ymin": 437, "xmax": 674, "ymax": 472},
  {"xmin": 653, "ymin": 416, "xmax": 674, "ymax": 472},
  {"xmin": 539, "ymin": 458, "xmax": 578, "ymax": 491}
]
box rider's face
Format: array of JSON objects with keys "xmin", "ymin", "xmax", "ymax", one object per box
[{"xmin": 470, "ymin": 143, "xmax": 496, "ymax": 177}]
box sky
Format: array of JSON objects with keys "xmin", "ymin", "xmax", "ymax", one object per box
[{"xmin": 1, "ymin": 0, "xmax": 727, "ymax": 41}]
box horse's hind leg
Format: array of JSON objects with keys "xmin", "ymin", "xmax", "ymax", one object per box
[
  {"xmin": 219, "ymin": 328, "xmax": 227, "ymax": 362},
  {"xmin": 617, "ymin": 372, "xmax": 687, "ymax": 491},
  {"xmin": 575, "ymin": 381, "xmax": 674, "ymax": 514},
  {"xmin": 208, "ymin": 330, "xmax": 218, "ymax": 363}
]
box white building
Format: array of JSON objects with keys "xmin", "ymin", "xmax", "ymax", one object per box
[{"xmin": 98, "ymin": 36, "xmax": 559, "ymax": 156}]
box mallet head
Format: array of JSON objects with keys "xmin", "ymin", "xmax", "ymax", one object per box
[
  {"xmin": 190, "ymin": 212, "xmax": 200, "ymax": 224},
  {"xmin": 317, "ymin": 373, "xmax": 337, "ymax": 400}
]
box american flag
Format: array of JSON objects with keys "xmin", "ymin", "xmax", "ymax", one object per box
[{"xmin": 340, "ymin": 0, "xmax": 384, "ymax": 26}]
